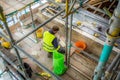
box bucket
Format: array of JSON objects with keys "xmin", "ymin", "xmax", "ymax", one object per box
[
  {"xmin": 1, "ymin": 42, "xmax": 11, "ymax": 48},
  {"xmin": 75, "ymin": 41, "xmax": 86, "ymax": 52},
  {"xmin": 36, "ymin": 28, "xmax": 44, "ymax": 38}
]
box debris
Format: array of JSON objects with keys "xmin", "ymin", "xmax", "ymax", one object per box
[
  {"xmin": 97, "ymin": 26, "xmax": 102, "ymax": 31},
  {"xmin": 35, "ymin": 72, "xmax": 51, "ymax": 79},
  {"xmin": 76, "ymin": 21, "xmax": 82, "ymax": 26},
  {"xmin": 92, "ymin": 22, "xmax": 96, "ymax": 27},
  {"xmin": 45, "ymin": 8, "xmax": 56, "ymax": 15},
  {"xmin": 93, "ymin": 33, "xmax": 100, "ymax": 37},
  {"xmin": 114, "ymin": 43, "xmax": 118, "ymax": 47},
  {"xmin": 41, "ymin": 72, "xmax": 51, "ymax": 78}
]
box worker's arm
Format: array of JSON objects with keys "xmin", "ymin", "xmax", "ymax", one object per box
[{"xmin": 52, "ymin": 37, "xmax": 59, "ymax": 49}]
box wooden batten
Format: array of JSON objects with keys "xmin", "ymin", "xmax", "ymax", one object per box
[{"xmin": 9, "ymin": 22, "xmax": 21, "ymax": 33}]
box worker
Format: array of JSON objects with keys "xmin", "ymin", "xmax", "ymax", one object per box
[{"xmin": 43, "ymin": 25, "xmax": 65, "ymax": 58}]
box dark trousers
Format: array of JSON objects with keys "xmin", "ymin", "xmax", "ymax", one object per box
[{"xmin": 58, "ymin": 47, "xmax": 65, "ymax": 53}]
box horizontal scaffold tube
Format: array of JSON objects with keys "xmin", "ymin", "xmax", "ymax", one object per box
[{"xmin": 15, "ymin": 10, "xmax": 64, "ymax": 44}]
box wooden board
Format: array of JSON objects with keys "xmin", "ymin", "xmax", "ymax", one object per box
[
  {"xmin": 14, "ymin": 3, "xmax": 25, "ymax": 10},
  {"xmin": 0, "ymin": 0, "xmax": 10, "ymax": 10},
  {"xmin": 66, "ymin": 67, "xmax": 89, "ymax": 80},
  {"xmin": 0, "ymin": 0, "xmax": 36, "ymax": 15},
  {"xmin": 0, "ymin": 46, "xmax": 18, "ymax": 65},
  {"xmin": 4, "ymin": 0, "xmax": 19, "ymax": 5},
  {"xmin": 88, "ymin": 0, "xmax": 109, "ymax": 5},
  {"xmin": 62, "ymin": 73, "xmax": 74, "ymax": 80},
  {"xmin": 4, "ymin": 8, "xmax": 15, "ymax": 15},
  {"xmin": 22, "ymin": 15, "xmax": 38, "ymax": 26},
  {"xmin": 22, "ymin": 0, "xmax": 34, "ymax": 5},
  {"xmin": 70, "ymin": 53, "xmax": 97, "ymax": 79}
]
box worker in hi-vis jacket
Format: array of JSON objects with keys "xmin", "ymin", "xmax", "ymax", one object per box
[{"xmin": 43, "ymin": 25, "xmax": 65, "ymax": 58}]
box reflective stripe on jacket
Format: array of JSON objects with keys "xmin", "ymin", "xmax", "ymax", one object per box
[{"xmin": 43, "ymin": 31, "xmax": 60, "ymax": 52}]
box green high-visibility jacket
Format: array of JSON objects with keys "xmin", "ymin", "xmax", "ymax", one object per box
[{"xmin": 43, "ymin": 31, "xmax": 60, "ymax": 52}]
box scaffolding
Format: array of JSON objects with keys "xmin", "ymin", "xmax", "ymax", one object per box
[
  {"xmin": 0, "ymin": 0, "xmax": 100, "ymax": 80},
  {"xmin": 0, "ymin": 0, "xmax": 65, "ymax": 80},
  {"xmin": 2, "ymin": 0, "xmax": 120, "ymax": 80},
  {"xmin": 0, "ymin": 0, "xmax": 86, "ymax": 79}
]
